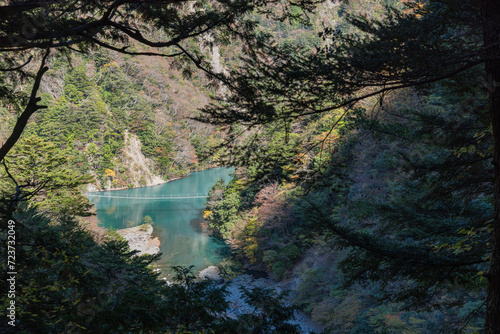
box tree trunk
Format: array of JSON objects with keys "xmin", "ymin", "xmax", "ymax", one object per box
[
  {"xmin": 0, "ymin": 53, "xmax": 49, "ymax": 162},
  {"xmin": 483, "ymin": 1, "xmax": 500, "ymax": 332}
]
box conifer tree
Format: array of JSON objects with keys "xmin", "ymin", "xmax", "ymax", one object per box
[{"xmin": 198, "ymin": 1, "xmax": 500, "ymax": 331}]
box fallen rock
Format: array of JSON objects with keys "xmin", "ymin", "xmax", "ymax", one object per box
[{"xmin": 116, "ymin": 224, "xmax": 160, "ymax": 256}]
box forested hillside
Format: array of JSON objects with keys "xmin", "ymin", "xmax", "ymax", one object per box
[
  {"xmin": 205, "ymin": 85, "xmax": 490, "ymax": 332},
  {"xmin": 201, "ymin": 0, "xmax": 494, "ymax": 332},
  {"xmin": 1, "ymin": 0, "xmax": 500, "ymax": 333},
  {"xmin": 1, "ymin": 48, "xmax": 221, "ymax": 190}
]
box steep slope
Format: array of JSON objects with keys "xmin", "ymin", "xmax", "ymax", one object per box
[{"xmin": 15, "ymin": 48, "xmax": 221, "ymax": 190}]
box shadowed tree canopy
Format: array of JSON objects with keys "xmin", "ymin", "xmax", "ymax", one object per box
[
  {"xmin": 0, "ymin": 0, "xmax": 324, "ymax": 162},
  {"xmin": 0, "ymin": 1, "xmax": 324, "ymax": 332},
  {"xmin": 197, "ymin": 0, "xmax": 500, "ymax": 332},
  {"xmin": 199, "ymin": 1, "xmax": 485, "ymax": 127},
  {"xmin": 2, "ymin": 0, "xmax": 500, "ymax": 332}
]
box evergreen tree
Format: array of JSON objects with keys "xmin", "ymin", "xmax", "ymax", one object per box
[
  {"xmin": 0, "ymin": 135, "xmax": 93, "ymax": 219},
  {"xmin": 198, "ymin": 1, "xmax": 500, "ymax": 330}
]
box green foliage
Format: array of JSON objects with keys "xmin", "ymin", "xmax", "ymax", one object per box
[
  {"xmin": 0, "ymin": 135, "xmax": 93, "ymax": 217},
  {"xmin": 262, "ymin": 244, "xmax": 301, "ymax": 278},
  {"xmin": 205, "ymin": 178, "xmax": 242, "ymax": 238},
  {"xmin": 203, "ymin": 33, "xmax": 490, "ymax": 332},
  {"xmin": 64, "ymin": 66, "xmax": 94, "ymax": 96},
  {"xmin": 161, "ymin": 266, "xmax": 232, "ymax": 333},
  {"xmin": 0, "ymin": 0, "xmax": 326, "ymax": 185},
  {"xmin": 25, "ymin": 47, "xmax": 216, "ymax": 187},
  {"xmin": 0, "ymin": 203, "xmax": 308, "ymax": 333},
  {"xmin": 271, "ymin": 262, "xmax": 287, "ymax": 278},
  {"xmin": 143, "ymin": 215, "xmax": 154, "ymax": 225},
  {"xmin": 0, "ymin": 207, "xmax": 166, "ymax": 333},
  {"xmin": 206, "ymin": 178, "xmax": 227, "ymax": 204},
  {"xmin": 237, "ymin": 286, "xmax": 303, "ymax": 334},
  {"xmin": 331, "ymin": 86, "xmax": 491, "ymax": 297},
  {"xmin": 209, "ymin": 190, "xmax": 241, "ymax": 238}
]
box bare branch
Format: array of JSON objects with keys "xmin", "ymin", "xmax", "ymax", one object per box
[
  {"xmin": 80, "ymin": 34, "xmax": 183, "ymax": 57},
  {"xmin": 175, "ymin": 43, "xmax": 237, "ymax": 91},
  {"xmin": 2, "ymin": 160, "xmax": 22, "ymax": 207},
  {"xmin": 0, "ymin": 56, "xmax": 33, "ymax": 72}
]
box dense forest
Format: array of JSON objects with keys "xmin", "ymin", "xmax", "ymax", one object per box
[
  {"xmin": 1, "ymin": 0, "xmax": 499, "ymax": 333},
  {"xmin": 1, "ymin": 48, "xmax": 222, "ymax": 190}
]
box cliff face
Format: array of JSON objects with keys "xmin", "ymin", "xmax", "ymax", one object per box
[
  {"xmin": 118, "ymin": 131, "xmax": 166, "ymax": 188},
  {"xmin": 87, "ymin": 131, "xmax": 166, "ymax": 191}
]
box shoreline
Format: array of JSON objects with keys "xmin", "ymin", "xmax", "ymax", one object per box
[
  {"xmin": 86, "ymin": 173, "xmax": 191, "ymax": 193},
  {"xmin": 87, "ymin": 177, "xmax": 173, "ymax": 193},
  {"xmin": 86, "ymin": 165, "xmax": 228, "ymax": 193}
]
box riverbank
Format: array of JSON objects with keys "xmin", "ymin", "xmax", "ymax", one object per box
[
  {"xmin": 85, "ymin": 165, "xmax": 229, "ymax": 193},
  {"xmin": 78, "ymin": 215, "xmax": 160, "ymax": 255},
  {"xmin": 86, "ymin": 175, "xmax": 171, "ymax": 193},
  {"xmin": 79, "ymin": 213, "xmax": 321, "ymax": 333}
]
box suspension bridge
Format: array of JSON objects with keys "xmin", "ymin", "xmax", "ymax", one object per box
[{"xmin": 86, "ymin": 193, "xmax": 208, "ymax": 200}]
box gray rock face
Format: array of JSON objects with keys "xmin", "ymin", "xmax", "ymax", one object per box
[{"xmin": 116, "ymin": 224, "xmax": 160, "ymax": 256}]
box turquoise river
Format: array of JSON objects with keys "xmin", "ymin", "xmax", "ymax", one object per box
[{"xmin": 87, "ymin": 167, "xmax": 234, "ymax": 276}]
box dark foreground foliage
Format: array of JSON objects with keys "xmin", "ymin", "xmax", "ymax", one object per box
[{"xmin": 0, "ymin": 205, "xmax": 306, "ymax": 333}]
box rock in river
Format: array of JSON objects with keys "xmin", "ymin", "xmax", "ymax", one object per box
[
  {"xmin": 116, "ymin": 224, "xmax": 160, "ymax": 256},
  {"xmin": 199, "ymin": 266, "xmax": 222, "ymax": 281}
]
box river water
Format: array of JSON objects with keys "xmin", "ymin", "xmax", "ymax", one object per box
[{"xmin": 88, "ymin": 167, "xmax": 234, "ymax": 276}]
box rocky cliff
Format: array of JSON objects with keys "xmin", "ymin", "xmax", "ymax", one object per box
[{"xmin": 119, "ymin": 131, "xmax": 166, "ymax": 188}]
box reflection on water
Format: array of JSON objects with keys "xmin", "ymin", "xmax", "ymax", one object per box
[
  {"xmin": 105, "ymin": 205, "xmax": 116, "ymax": 215},
  {"xmin": 88, "ymin": 168, "xmax": 234, "ymax": 277}
]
